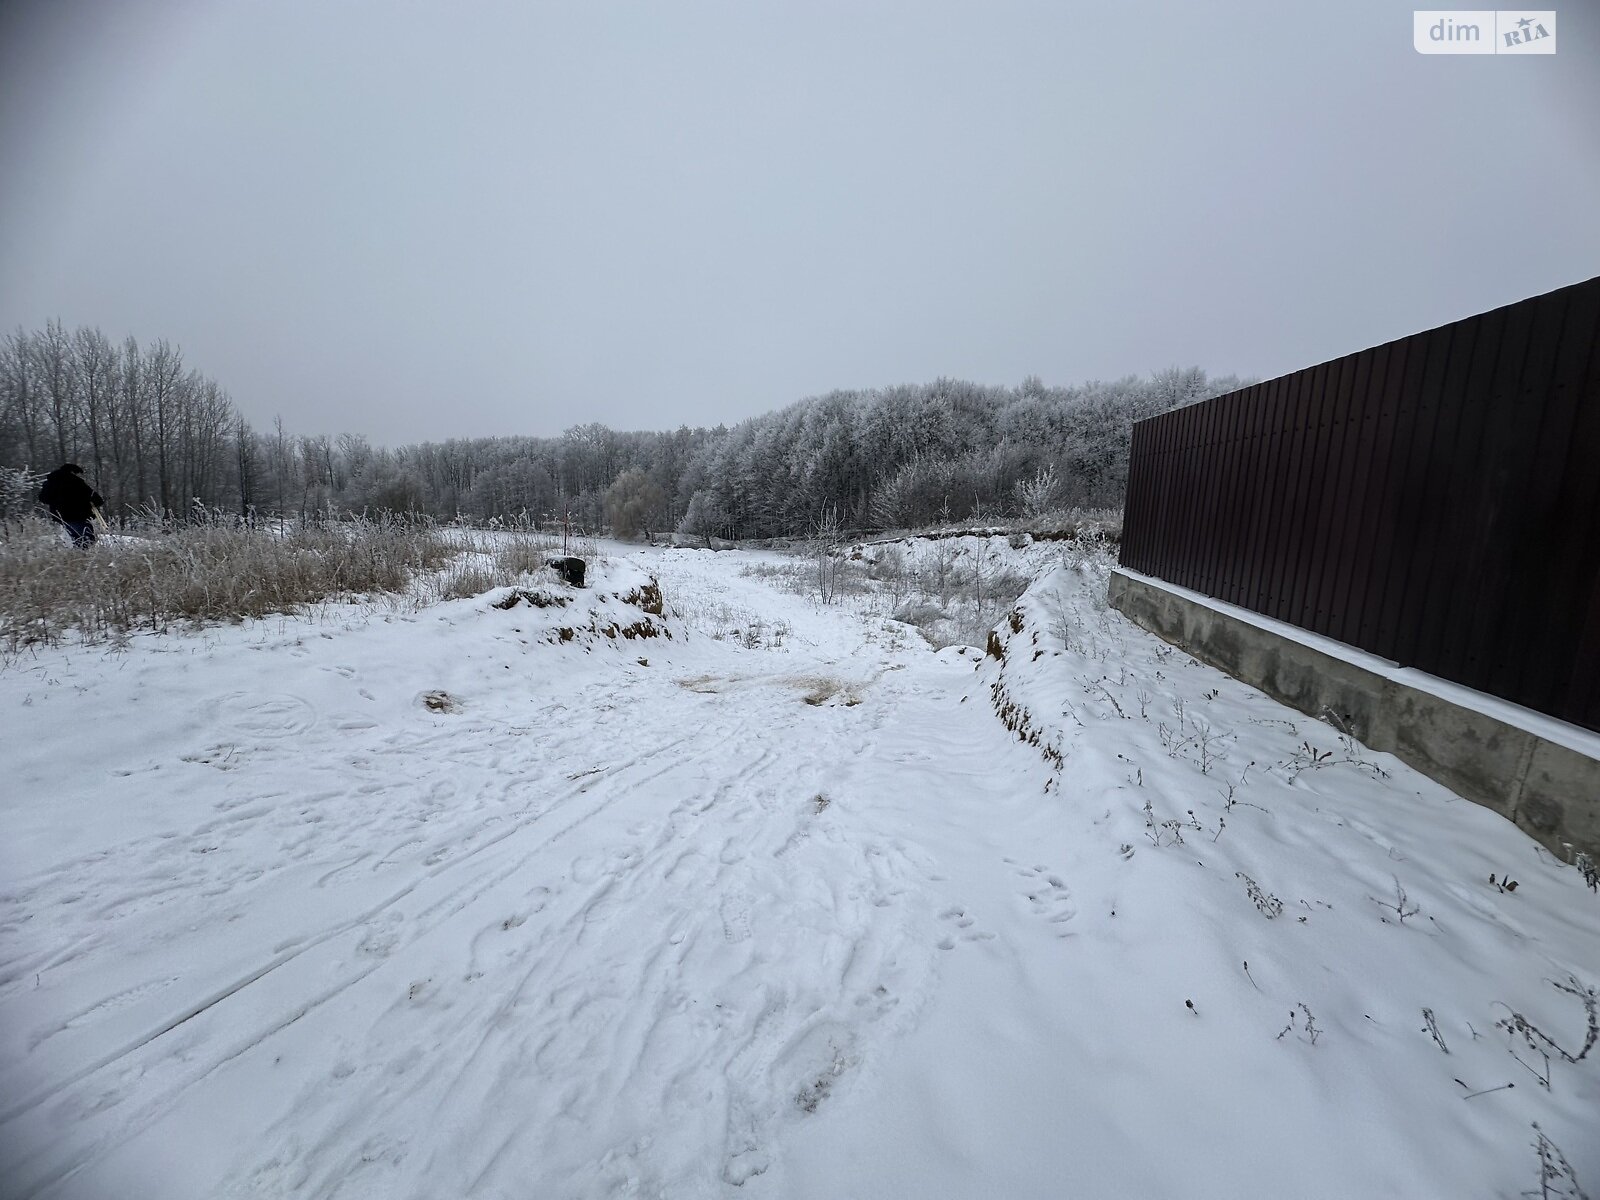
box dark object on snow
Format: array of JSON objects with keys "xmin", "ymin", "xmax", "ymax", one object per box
[
  {"xmin": 39, "ymin": 464, "xmax": 104, "ymax": 547},
  {"xmin": 548, "ymin": 556, "xmax": 586, "ymax": 587}
]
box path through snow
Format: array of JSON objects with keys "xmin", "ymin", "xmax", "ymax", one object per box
[{"xmin": 1, "ymin": 544, "xmax": 1596, "ymax": 1199}]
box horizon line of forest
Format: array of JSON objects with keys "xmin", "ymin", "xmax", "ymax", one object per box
[{"xmin": 0, "ymin": 321, "xmax": 1248, "ymax": 541}]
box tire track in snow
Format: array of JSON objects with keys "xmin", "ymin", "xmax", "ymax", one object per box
[
  {"xmin": 1, "ymin": 719, "xmax": 739, "ymax": 1199},
  {"xmin": 6, "ymin": 581, "xmax": 1049, "ymax": 1200},
  {"xmin": 210, "ymin": 683, "xmax": 937, "ymax": 1199},
  {"xmin": 220, "ymin": 729, "xmax": 783, "ymax": 1195}
]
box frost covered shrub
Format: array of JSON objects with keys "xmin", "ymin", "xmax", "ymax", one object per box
[
  {"xmin": 419, "ymin": 526, "xmax": 586, "ymax": 602},
  {"xmin": 738, "ymin": 560, "xmax": 811, "ymax": 594},
  {"xmin": 416, "ymin": 531, "xmax": 565, "ymax": 602},
  {"xmin": 892, "ymin": 600, "xmax": 946, "ymax": 632},
  {"xmin": 0, "ymin": 466, "xmax": 42, "ymax": 521},
  {"xmin": 438, "ymin": 563, "xmax": 500, "ymax": 600},
  {"xmin": 0, "ymin": 512, "xmax": 455, "ymax": 650},
  {"xmin": 866, "ymin": 545, "xmax": 913, "ymax": 609},
  {"xmin": 492, "ymin": 535, "xmax": 556, "ymax": 579}
]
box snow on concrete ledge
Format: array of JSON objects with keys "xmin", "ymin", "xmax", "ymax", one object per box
[
  {"xmin": 1113, "ymin": 568, "xmax": 1600, "ymax": 760},
  {"xmin": 1108, "ymin": 567, "xmax": 1600, "ymax": 859}
]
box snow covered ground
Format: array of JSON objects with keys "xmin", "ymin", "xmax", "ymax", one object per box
[{"xmin": 1, "ymin": 540, "xmax": 1596, "ymax": 1199}]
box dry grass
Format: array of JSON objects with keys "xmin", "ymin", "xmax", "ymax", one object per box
[
  {"xmin": 795, "ymin": 675, "xmax": 862, "ymax": 706},
  {"xmin": 0, "ymin": 513, "xmax": 456, "ymax": 651},
  {"xmin": 437, "ymin": 563, "xmax": 502, "ymax": 601},
  {"xmin": 422, "ymin": 529, "xmax": 579, "ymax": 604}
]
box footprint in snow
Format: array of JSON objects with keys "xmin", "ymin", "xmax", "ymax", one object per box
[
  {"xmin": 852, "ymin": 983, "xmax": 900, "ymax": 1018},
  {"xmin": 720, "ymin": 891, "xmax": 753, "ymax": 943},
  {"xmin": 357, "ymin": 912, "xmax": 403, "ymax": 958},
  {"xmin": 721, "ymin": 1094, "xmax": 772, "ymax": 1186},
  {"xmin": 778, "ymin": 1021, "xmax": 859, "ymax": 1115},
  {"xmin": 213, "ymin": 692, "xmax": 317, "ymax": 738},
  {"xmin": 1015, "ymin": 864, "xmax": 1076, "ymax": 932},
  {"xmin": 534, "ymin": 995, "xmax": 622, "ymax": 1072},
  {"xmin": 936, "ymin": 906, "xmax": 995, "ymax": 950}
]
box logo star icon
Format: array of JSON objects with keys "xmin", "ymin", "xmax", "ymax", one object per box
[{"xmin": 1517, "ymin": 16, "xmax": 1533, "ymax": 29}]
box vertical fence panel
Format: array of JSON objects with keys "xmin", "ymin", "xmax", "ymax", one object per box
[
  {"xmin": 1146, "ymin": 408, "xmax": 1170, "ymax": 577},
  {"xmin": 1352, "ymin": 335, "xmax": 1409, "ymax": 651},
  {"xmin": 1154, "ymin": 406, "xmax": 1179, "ymax": 580},
  {"xmin": 1232, "ymin": 385, "xmax": 1268, "ymax": 607},
  {"xmin": 1144, "ymin": 410, "xmax": 1169, "ymax": 579},
  {"xmin": 1118, "ymin": 275, "xmax": 1600, "ymax": 733},
  {"xmin": 1179, "ymin": 401, "xmax": 1204, "ymax": 590},
  {"xmin": 1253, "ymin": 373, "xmax": 1286, "ymax": 618},
  {"xmin": 1392, "ymin": 317, "xmax": 1467, "ymax": 666},
  {"xmin": 1248, "ymin": 377, "xmax": 1284, "ymax": 611},
  {"xmin": 1140, "ymin": 415, "xmax": 1164, "ymax": 576},
  {"xmin": 1341, "ymin": 345, "xmax": 1389, "ymax": 646},
  {"xmin": 1217, "ymin": 389, "xmax": 1249, "ymax": 603},
  {"xmin": 1269, "ymin": 369, "xmax": 1315, "ymax": 622},
  {"xmin": 1255, "ymin": 374, "xmax": 1290, "ymax": 617},
  {"xmin": 1324, "ymin": 347, "xmax": 1376, "ymax": 643},
  {"xmin": 1293, "ymin": 357, "xmax": 1346, "ymax": 634},
  {"xmin": 1543, "ymin": 295, "xmax": 1600, "ymax": 722},
  {"xmin": 1374, "ymin": 325, "xmax": 1446, "ymax": 663},
  {"xmin": 1199, "ymin": 389, "xmax": 1228, "ymax": 595},
  {"xmin": 1280, "ymin": 366, "xmax": 1318, "ymax": 624},
  {"xmin": 1417, "ymin": 309, "xmax": 1504, "ymax": 677},
  {"xmin": 1488, "ymin": 284, "xmax": 1593, "ymax": 707},
  {"xmin": 1434, "ymin": 303, "xmax": 1523, "ymax": 689},
  {"xmin": 1278, "ymin": 365, "xmax": 1320, "ymax": 627},
  {"xmin": 1203, "ymin": 396, "xmax": 1222, "ymax": 598},
  {"xmin": 1139, "ymin": 419, "xmax": 1164, "ymax": 576},
  {"xmin": 1167, "ymin": 405, "xmax": 1191, "ymax": 588},
  {"xmin": 1125, "ymin": 420, "xmax": 1147, "ymax": 570},
  {"xmin": 1466, "ymin": 288, "xmax": 1566, "ymax": 699}
]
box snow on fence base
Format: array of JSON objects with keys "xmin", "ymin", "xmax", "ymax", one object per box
[{"xmin": 1108, "ymin": 568, "xmax": 1600, "ymax": 861}]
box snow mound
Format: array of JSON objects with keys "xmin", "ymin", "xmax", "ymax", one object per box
[
  {"xmin": 976, "ymin": 564, "xmax": 1083, "ymax": 776},
  {"xmin": 969, "ymin": 561, "xmax": 1600, "ymax": 1195},
  {"xmin": 481, "ymin": 559, "xmax": 677, "ymax": 648}
]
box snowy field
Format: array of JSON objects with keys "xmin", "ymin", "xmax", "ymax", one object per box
[{"xmin": 1, "ymin": 539, "xmax": 1596, "ymax": 1200}]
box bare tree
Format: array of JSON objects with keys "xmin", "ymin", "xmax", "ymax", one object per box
[
  {"xmin": 0, "ymin": 329, "xmax": 41, "ymax": 469},
  {"xmin": 812, "ymin": 504, "xmax": 845, "ymax": 605},
  {"xmin": 235, "ymin": 415, "xmax": 257, "ymax": 516},
  {"xmin": 39, "ymin": 319, "xmax": 75, "ymax": 464},
  {"xmin": 119, "ymin": 336, "xmax": 148, "ymax": 510},
  {"xmin": 146, "ymin": 340, "xmax": 185, "ymax": 515},
  {"xmin": 272, "ymin": 415, "xmax": 291, "ymax": 529},
  {"xmin": 72, "ymin": 327, "xmax": 115, "ymax": 497}
]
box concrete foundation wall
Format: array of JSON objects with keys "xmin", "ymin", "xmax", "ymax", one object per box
[{"xmin": 1108, "ymin": 570, "xmax": 1600, "ymax": 860}]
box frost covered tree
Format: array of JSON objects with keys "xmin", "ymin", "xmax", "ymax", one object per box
[
  {"xmin": 604, "ymin": 469, "xmax": 668, "ymax": 540},
  {"xmin": 0, "ymin": 328, "xmax": 1239, "ymax": 534},
  {"xmin": 678, "ymin": 489, "xmax": 732, "ymax": 547},
  {"xmin": 1014, "ymin": 465, "xmax": 1059, "ymax": 519}
]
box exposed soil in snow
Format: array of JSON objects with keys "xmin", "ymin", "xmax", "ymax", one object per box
[{"xmin": 1, "ymin": 543, "xmax": 1595, "ymax": 1199}]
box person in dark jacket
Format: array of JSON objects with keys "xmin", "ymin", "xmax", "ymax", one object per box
[{"xmin": 38, "ymin": 464, "xmax": 104, "ymax": 547}]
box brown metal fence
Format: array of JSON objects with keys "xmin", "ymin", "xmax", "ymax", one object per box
[{"xmin": 1120, "ymin": 274, "xmax": 1600, "ymax": 734}]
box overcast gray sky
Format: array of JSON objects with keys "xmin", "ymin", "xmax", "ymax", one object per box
[{"xmin": 2, "ymin": 1, "xmax": 1596, "ymax": 444}]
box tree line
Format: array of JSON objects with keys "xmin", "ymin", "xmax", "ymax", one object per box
[{"xmin": 0, "ymin": 321, "xmax": 1243, "ymax": 537}]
